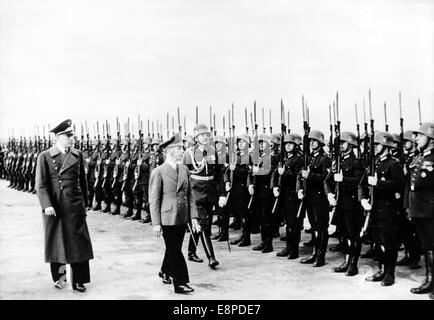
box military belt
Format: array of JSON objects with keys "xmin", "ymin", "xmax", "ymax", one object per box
[{"xmin": 190, "ymin": 174, "xmax": 214, "ymax": 181}]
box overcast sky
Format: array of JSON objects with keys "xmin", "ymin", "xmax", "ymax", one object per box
[{"xmin": 0, "ymin": 0, "xmax": 433, "ymax": 140}]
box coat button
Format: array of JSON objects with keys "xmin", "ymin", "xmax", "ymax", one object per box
[{"xmin": 60, "ymin": 187, "xmax": 64, "ymax": 191}]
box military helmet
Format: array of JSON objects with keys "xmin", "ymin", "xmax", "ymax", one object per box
[
  {"xmin": 284, "ymin": 133, "xmax": 298, "ymax": 144},
  {"xmin": 183, "ymin": 134, "xmax": 193, "ymax": 142},
  {"xmin": 270, "ymin": 133, "xmax": 281, "ymax": 145},
  {"xmin": 403, "ymin": 130, "xmax": 414, "ymax": 142},
  {"xmin": 121, "ymin": 138, "xmax": 129, "ymax": 145},
  {"xmin": 214, "ymin": 135, "xmax": 227, "ymax": 144},
  {"xmin": 143, "ymin": 136, "xmax": 152, "ymax": 145},
  {"xmin": 237, "ymin": 133, "xmax": 250, "ymax": 144},
  {"xmin": 293, "ymin": 133, "xmax": 302, "ymax": 145},
  {"xmin": 374, "ymin": 131, "xmax": 396, "ymax": 148},
  {"xmin": 194, "ymin": 124, "xmax": 211, "ymax": 138},
  {"xmin": 151, "ymin": 137, "xmax": 163, "ymax": 145},
  {"xmin": 258, "ymin": 134, "xmax": 270, "ymax": 143},
  {"xmin": 413, "ymin": 122, "xmax": 434, "ymax": 139},
  {"xmin": 130, "ymin": 137, "xmax": 138, "ymax": 145},
  {"xmin": 340, "ymin": 131, "xmax": 358, "ymax": 147},
  {"xmin": 308, "ymin": 130, "xmax": 325, "ymax": 144}
]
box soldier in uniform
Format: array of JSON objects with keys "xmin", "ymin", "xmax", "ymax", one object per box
[
  {"xmin": 121, "ymin": 137, "xmax": 137, "ymax": 218},
  {"xmin": 325, "ymin": 131, "xmax": 365, "ymax": 275},
  {"xmin": 183, "ymin": 124, "xmax": 223, "ymax": 269},
  {"xmin": 101, "ymin": 138, "xmax": 116, "ymax": 213},
  {"xmin": 248, "ymin": 134, "xmax": 279, "ymax": 253},
  {"xmin": 360, "ymin": 131, "xmax": 405, "ymax": 286},
  {"xmin": 226, "ymin": 133, "xmax": 252, "ymax": 246},
  {"xmin": 130, "ymin": 136, "xmax": 152, "ymax": 221},
  {"xmin": 272, "ymin": 133, "xmax": 304, "ymax": 259},
  {"xmin": 92, "ymin": 139, "xmax": 105, "ymax": 211},
  {"xmin": 212, "ymin": 135, "xmax": 230, "ymax": 241},
  {"xmin": 150, "ymin": 133, "xmax": 198, "ymax": 294},
  {"xmin": 394, "ymin": 131, "xmax": 422, "ymax": 269},
  {"xmin": 406, "ymin": 122, "xmax": 434, "ymax": 298},
  {"xmin": 111, "ymin": 137, "xmax": 130, "ymax": 215},
  {"xmin": 297, "ymin": 130, "xmax": 332, "ymax": 267},
  {"xmin": 35, "ymin": 119, "xmax": 93, "ymax": 292}
]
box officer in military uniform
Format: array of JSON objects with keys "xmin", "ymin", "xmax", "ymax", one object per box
[
  {"xmin": 406, "ymin": 122, "xmax": 434, "ymax": 299},
  {"xmin": 35, "ymin": 119, "xmax": 93, "ymax": 292},
  {"xmin": 226, "ymin": 133, "xmax": 252, "ymax": 246},
  {"xmin": 325, "ymin": 131, "xmax": 365, "ymax": 275},
  {"xmin": 360, "ymin": 131, "xmax": 405, "ymax": 286},
  {"xmin": 272, "ymin": 133, "xmax": 304, "ymax": 259},
  {"xmin": 297, "ymin": 130, "xmax": 332, "ymax": 267},
  {"xmin": 248, "ymin": 134, "xmax": 279, "ymax": 253},
  {"xmin": 183, "ymin": 124, "xmax": 223, "ymax": 269}
]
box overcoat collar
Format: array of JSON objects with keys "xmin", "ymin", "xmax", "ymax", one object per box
[{"xmin": 49, "ymin": 146, "xmax": 79, "ymax": 174}]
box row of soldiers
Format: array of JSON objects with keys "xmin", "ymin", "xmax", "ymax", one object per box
[{"xmin": 1, "ymin": 104, "xmax": 433, "ymax": 299}]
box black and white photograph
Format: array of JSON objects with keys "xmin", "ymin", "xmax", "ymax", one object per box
[{"xmin": 0, "ymin": 0, "xmax": 433, "ymax": 307}]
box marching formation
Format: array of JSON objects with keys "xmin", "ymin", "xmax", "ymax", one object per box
[{"xmin": 0, "ymin": 90, "xmax": 433, "ymax": 298}]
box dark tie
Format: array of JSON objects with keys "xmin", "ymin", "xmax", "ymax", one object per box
[{"xmin": 176, "ymin": 164, "xmax": 179, "ymax": 176}]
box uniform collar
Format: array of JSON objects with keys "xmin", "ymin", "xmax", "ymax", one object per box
[
  {"xmin": 379, "ymin": 154, "xmax": 389, "ymax": 162},
  {"xmin": 423, "ymin": 149, "xmax": 434, "ymax": 157}
]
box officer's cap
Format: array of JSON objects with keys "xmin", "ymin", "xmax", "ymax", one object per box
[
  {"xmin": 160, "ymin": 132, "xmax": 184, "ymax": 150},
  {"xmin": 50, "ymin": 119, "xmax": 74, "ymax": 136}
]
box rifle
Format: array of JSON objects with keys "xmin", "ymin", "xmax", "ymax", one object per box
[
  {"xmin": 272, "ymin": 99, "xmax": 286, "ymax": 214},
  {"xmin": 101, "ymin": 119, "xmax": 111, "ymax": 189},
  {"xmin": 328, "ymin": 104, "xmax": 334, "ymax": 159},
  {"xmin": 362, "ymin": 99, "xmax": 369, "ymax": 167},
  {"xmin": 166, "ymin": 112, "xmax": 170, "ymax": 139},
  {"xmin": 269, "ymin": 109, "xmax": 272, "ymax": 134},
  {"xmin": 209, "ymin": 106, "xmax": 214, "ymax": 138},
  {"xmin": 261, "ymin": 107, "xmax": 266, "ymax": 134},
  {"xmin": 287, "ymin": 110, "xmax": 290, "ymax": 134},
  {"xmin": 121, "ymin": 118, "xmax": 131, "ymax": 192},
  {"xmin": 384, "ymin": 101, "xmax": 389, "ymax": 132},
  {"xmin": 360, "ymin": 89, "xmax": 375, "ymax": 237},
  {"xmin": 195, "ymin": 106, "xmax": 199, "ymax": 126},
  {"xmin": 183, "ymin": 117, "xmax": 186, "ymax": 137},
  {"xmin": 94, "ymin": 122, "xmax": 102, "ymax": 189},
  {"xmin": 80, "ymin": 123, "xmax": 84, "ymax": 151},
  {"xmin": 112, "ymin": 117, "xmax": 122, "ymax": 188},
  {"xmin": 245, "ymin": 108, "xmax": 249, "ymax": 134},
  {"xmin": 297, "ymin": 95, "xmax": 310, "ymax": 218},
  {"xmin": 398, "ymin": 91, "xmax": 405, "ymax": 165},
  {"xmin": 226, "ymin": 104, "xmax": 236, "ymax": 205},
  {"xmin": 355, "ymin": 103, "xmax": 361, "ymax": 158},
  {"xmin": 248, "ymin": 101, "xmax": 259, "ymax": 210},
  {"xmin": 329, "ymin": 92, "xmax": 341, "ymax": 224},
  {"xmin": 177, "ymin": 107, "xmax": 182, "ymax": 135},
  {"xmin": 133, "ymin": 115, "xmax": 143, "ymax": 192},
  {"xmin": 418, "ymin": 99, "xmax": 422, "ymax": 125}
]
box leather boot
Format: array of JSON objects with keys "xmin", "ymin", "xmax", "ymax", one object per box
[
  {"xmin": 212, "ymin": 228, "xmax": 222, "ymax": 240},
  {"xmin": 332, "ymin": 254, "xmax": 350, "ymax": 273},
  {"xmin": 252, "ymin": 242, "xmax": 266, "ymax": 251},
  {"xmin": 230, "ymin": 236, "xmax": 243, "ymax": 245},
  {"xmin": 200, "ymin": 232, "xmax": 219, "ymax": 269},
  {"xmin": 131, "ymin": 208, "xmax": 142, "ymax": 221},
  {"xmin": 313, "ymin": 231, "xmax": 328, "ymax": 267},
  {"xmin": 396, "ymin": 253, "xmax": 410, "ymax": 266},
  {"xmin": 93, "ymin": 202, "xmax": 102, "ymax": 211},
  {"xmin": 261, "ymin": 238, "xmax": 273, "ymax": 253},
  {"xmin": 366, "ymin": 262, "xmax": 385, "ymax": 282},
  {"xmin": 411, "ymin": 250, "xmax": 434, "ymax": 294},
  {"xmin": 123, "ymin": 207, "xmax": 133, "ymax": 218},
  {"xmin": 102, "ymin": 202, "xmax": 111, "ymax": 213},
  {"xmin": 277, "ymin": 230, "xmax": 293, "ymax": 257},
  {"xmin": 381, "ymin": 248, "xmax": 397, "ymax": 286},
  {"xmin": 301, "ymin": 234, "xmax": 318, "ymax": 264},
  {"xmin": 346, "ymin": 241, "xmax": 362, "ymax": 276},
  {"xmin": 288, "ymin": 229, "xmax": 300, "ymax": 260},
  {"xmin": 111, "ymin": 204, "xmax": 121, "ymax": 215}
]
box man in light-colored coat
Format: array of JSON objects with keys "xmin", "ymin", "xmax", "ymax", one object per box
[{"xmin": 149, "ymin": 132, "xmax": 200, "ymax": 294}]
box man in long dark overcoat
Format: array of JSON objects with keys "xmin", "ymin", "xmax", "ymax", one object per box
[{"xmin": 35, "ymin": 119, "xmax": 94, "ymax": 292}]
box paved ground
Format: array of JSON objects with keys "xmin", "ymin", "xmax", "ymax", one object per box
[{"xmin": 0, "ymin": 179, "xmax": 429, "ymax": 300}]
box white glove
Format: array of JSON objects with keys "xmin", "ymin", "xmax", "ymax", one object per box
[
  {"xmin": 153, "ymin": 224, "xmax": 162, "ymax": 237},
  {"xmin": 115, "ymin": 159, "xmax": 120, "ymax": 165},
  {"xmin": 218, "ymin": 196, "xmax": 226, "ymax": 208},
  {"xmin": 327, "ymin": 193, "xmax": 337, "ymax": 206},
  {"xmin": 278, "ymin": 167, "xmax": 285, "ymax": 175},
  {"xmin": 229, "ymin": 164, "xmax": 236, "ymax": 171},
  {"xmin": 192, "ymin": 219, "xmax": 201, "ymax": 233},
  {"xmin": 273, "ymin": 187, "xmax": 280, "ymax": 197},
  {"xmin": 361, "ymin": 199, "xmax": 372, "ymax": 211},
  {"xmin": 137, "ymin": 159, "xmax": 142, "ymax": 166},
  {"xmin": 334, "ymin": 172, "xmax": 343, "ymax": 182},
  {"xmin": 252, "ymin": 166, "xmax": 259, "ymax": 174},
  {"xmin": 85, "ymin": 158, "xmax": 90, "ymax": 163},
  {"xmin": 368, "ymin": 173, "xmax": 377, "ymax": 186},
  {"xmin": 44, "ymin": 207, "xmax": 56, "ymax": 216},
  {"xmin": 301, "ymin": 169, "xmax": 310, "ymax": 179},
  {"xmin": 248, "ymin": 185, "xmax": 255, "ymax": 195},
  {"xmin": 297, "ymin": 190, "xmax": 304, "ymax": 200},
  {"xmin": 225, "ymin": 182, "xmax": 231, "ymax": 192}
]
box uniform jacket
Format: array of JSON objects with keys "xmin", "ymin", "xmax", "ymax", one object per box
[
  {"xmin": 224, "ymin": 150, "xmax": 251, "ymax": 197},
  {"xmin": 247, "ymin": 147, "xmax": 279, "ymax": 199},
  {"xmin": 35, "ymin": 146, "xmax": 94, "ymax": 264},
  {"xmin": 271, "ymin": 151, "xmax": 304, "ymax": 201},
  {"xmin": 358, "ymin": 154, "xmax": 405, "ymax": 219},
  {"xmin": 324, "ymin": 152, "xmax": 364, "ymax": 210},
  {"xmin": 149, "ymin": 162, "xmax": 198, "ymax": 226},
  {"xmin": 296, "ymin": 148, "xmax": 331, "ymax": 204},
  {"xmin": 405, "ymin": 148, "xmax": 434, "ymax": 218}
]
